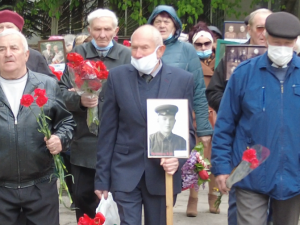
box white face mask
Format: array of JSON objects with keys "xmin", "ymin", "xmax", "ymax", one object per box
[
  {"xmin": 268, "ymin": 43, "xmax": 294, "ymax": 67},
  {"xmin": 131, "ymin": 46, "xmax": 160, "ymax": 74}
]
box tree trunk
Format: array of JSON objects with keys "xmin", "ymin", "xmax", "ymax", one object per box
[
  {"xmin": 97, "ymin": 0, "xmax": 104, "ymax": 8},
  {"xmin": 51, "ymin": 17, "xmax": 59, "ymax": 35},
  {"xmin": 282, "ymin": 0, "xmax": 297, "ymax": 13}
]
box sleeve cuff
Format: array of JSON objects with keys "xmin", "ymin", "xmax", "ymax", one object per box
[{"xmin": 211, "ymin": 164, "xmax": 232, "ymax": 176}]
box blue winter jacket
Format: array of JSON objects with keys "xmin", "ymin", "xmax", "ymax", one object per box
[
  {"xmin": 147, "ymin": 5, "xmax": 213, "ymax": 137},
  {"xmin": 211, "ymin": 52, "xmax": 300, "ymax": 200}
]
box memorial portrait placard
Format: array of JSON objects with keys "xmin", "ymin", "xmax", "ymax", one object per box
[{"xmin": 147, "ymin": 99, "xmax": 189, "ymax": 158}]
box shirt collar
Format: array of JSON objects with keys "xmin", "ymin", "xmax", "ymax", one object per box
[{"xmin": 138, "ymin": 60, "xmax": 162, "ymax": 77}]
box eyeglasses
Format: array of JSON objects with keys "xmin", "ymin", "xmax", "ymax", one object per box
[
  {"xmin": 194, "ymin": 41, "xmax": 212, "ymax": 47},
  {"xmin": 255, "ymin": 26, "xmax": 265, "ymax": 33}
]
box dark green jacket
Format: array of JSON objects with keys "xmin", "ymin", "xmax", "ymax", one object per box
[
  {"xmin": 59, "ymin": 40, "xmax": 131, "ymax": 169},
  {"xmin": 148, "ymin": 5, "xmax": 213, "ymax": 137}
]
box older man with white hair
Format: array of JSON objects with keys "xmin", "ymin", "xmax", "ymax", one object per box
[
  {"xmin": 59, "ymin": 8, "xmax": 131, "ymax": 220},
  {"xmin": 0, "ymin": 29, "xmax": 75, "ymax": 224},
  {"xmin": 95, "ymin": 24, "xmax": 195, "ymax": 225}
]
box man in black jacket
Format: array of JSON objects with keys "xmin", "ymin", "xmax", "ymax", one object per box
[
  {"xmin": 59, "ymin": 8, "xmax": 131, "ymax": 221},
  {"xmin": 0, "ymin": 10, "xmax": 56, "ymax": 79},
  {"xmin": 0, "ymin": 29, "xmax": 75, "ymax": 224}
]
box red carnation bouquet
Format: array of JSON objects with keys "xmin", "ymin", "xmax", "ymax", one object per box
[
  {"xmin": 181, "ymin": 143, "xmax": 211, "ymax": 191},
  {"xmin": 214, "ymin": 144, "xmax": 270, "ymax": 210},
  {"xmin": 20, "ymin": 89, "xmax": 73, "ymax": 207},
  {"xmin": 78, "ymin": 212, "xmax": 105, "ymax": 225},
  {"xmin": 67, "ymin": 53, "xmax": 109, "ymax": 135}
]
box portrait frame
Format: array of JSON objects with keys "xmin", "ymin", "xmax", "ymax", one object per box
[
  {"xmin": 147, "ymin": 99, "xmax": 189, "ymax": 159},
  {"xmin": 38, "ymin": 40, "xmax": 66, "ymax": 66},
  {"xmin": 223, "ymin": 21, "xmax": 249, "ymax": 43},
  {"xmin": 215, "ymin": 39, "xmax": 239, "ymax": 69},
  {"xmin": 225, "ymin": 44, "xmax": 267, "ymax": 80}
]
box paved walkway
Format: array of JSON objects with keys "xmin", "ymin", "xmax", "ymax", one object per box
[{"xmin": 59, "ymin": 188, "xmax": 229, "ymax": 225}]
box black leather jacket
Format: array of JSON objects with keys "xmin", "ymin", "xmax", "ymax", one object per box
[{"xmin": 0, "ymin": 70, "xmax": 76, "ymax": 188}]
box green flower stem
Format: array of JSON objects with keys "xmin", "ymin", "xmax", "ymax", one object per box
[{"xmin": 30, "ymin": 106, "xmax": 73, "ymax": 208}]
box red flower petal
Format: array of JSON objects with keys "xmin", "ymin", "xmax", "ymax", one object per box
[
  {"xmin": 36, "ymin": 95, "xmax": 48, "ymax": 107},
  {"xmin": 67, "ymin": 52, "xmax": 84, "ymax": 64},
  {"xmin": 242, "ymin": 149, "xmax": 257, "ymax": 162},
  {"xmin": 88, "ymin": 79, "xmax": 102, "ymax": 91},
  {"xmin": 94, "ymin": 212, "xmax": 106, "ymax": 224},
  {"xmin": 198, "ymin": 170, "xmax": 209, "ymax": 180},
  {"xmin": 34, "ymin": 88, "xmax": 46, "ymax": 98},
  {"xmin": 20, "ymin": 94, "xmax": 34, "ymax": 107}
]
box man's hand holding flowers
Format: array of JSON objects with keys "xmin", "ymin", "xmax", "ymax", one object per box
[
  {"xmin": 81, "ymin": 93, "xmax": 99, "ymax": 108},
  {"xmin": 215, "ymin": 174, "xmax": 230, "ymax": 194},
  {"xmin": 44, "ymin": 135, "xmax": 63, "ymax": 155}
]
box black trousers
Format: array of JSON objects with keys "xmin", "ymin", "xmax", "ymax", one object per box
[
  {"xmin": 71, "ymin": 164, "xmax": 99, "ymax": 221},
  {"xmin": 0, "ymin": 179, "xmax": 59, "ymax": 225}
]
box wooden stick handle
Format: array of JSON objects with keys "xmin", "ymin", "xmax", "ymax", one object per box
[{"xmin": 165, "ymin": 172, "xmax": 173, "ymax": 225}]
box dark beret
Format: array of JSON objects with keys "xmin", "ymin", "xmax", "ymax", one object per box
[
  {"xmin": 155, "ymin": 104, "xmax": 178, "ymax": 116},
  {"xmin": 244, "ymin": 15, "xmax": 250, "ymax": 26},
  {"xmin": 208, "ymin": 25, "xmax": 222, "ymax": 38},
  {"xmin": 266, "ymin": 12, "xmax": 300, "ymax": 39},
  {"xmin": 0, "ymin": 10, "xmax": 24, "ymax": 31}
]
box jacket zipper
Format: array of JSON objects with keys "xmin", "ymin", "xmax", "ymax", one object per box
[
  {"xmin": 262, "ymin": 86, "xmax": 265, "ymax": 111},
  {"xmin": 279, "ymin": 80, "xmax": 284, "ymax": 199},
  {"xmin": 15, "ymin": 120, "xmax": 21, "ymax": 188}
]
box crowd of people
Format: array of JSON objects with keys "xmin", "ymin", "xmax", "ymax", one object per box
[{"xmin": 0, "ymin": 4, "xmax": 300, "ymax": 225}]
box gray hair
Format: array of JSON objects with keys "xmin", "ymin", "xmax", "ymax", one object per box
[
  {"xmin": 87, "ymin": 8, "xmax": 118, "ymax": 28},
  {"xmin": 131, "ymin": 25, "xmax": 163, "ymax": 47},
  {"xmin": 248, "ymin": 8, "xmax": 272, "ymax": 26},
  {"xmin": 0, "ymin": 29, "xmax": 28, "ymax": 52}
]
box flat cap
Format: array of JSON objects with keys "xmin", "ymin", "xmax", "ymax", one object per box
[
  {"xmin": 155, "ymin": 104, "xmax": 178, "ymax": 116},
  {"xmin": 208, "ymin": 25, "xmax": 222, "ymax": 38},
  {"xmin": 0, "ymin": 10, "xmax": 24, "ymax": 31},
  {"xmin": 266, "ymin": 12, "xmax": 300, "ymax": 39},
  {"xmin": 244, "ymin": 15, "xmax": 250, "ymax": 26}
]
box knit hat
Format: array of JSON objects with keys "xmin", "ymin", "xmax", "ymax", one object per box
[{"xmin": 0, "ymin": 10, "xmax": 24, "ymax": 31}]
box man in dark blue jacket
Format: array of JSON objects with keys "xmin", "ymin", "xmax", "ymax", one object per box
[
  {"xmin": 212, "ymin": 12, "xmax": 300, "ymax": 225},
  {"xmin": 94, "ymin": 25, "xmax": 195, "ymax": 225}
]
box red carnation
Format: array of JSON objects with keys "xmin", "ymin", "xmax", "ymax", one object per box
[
  {"xmin": 198, "ymin": 170, "xmax": 209, "ymax": 180},
  {"xmin": 34, "ymin": 88, "xmax": 46, "ymax": 98},
  {"xmin": 36, "ymin": 95, "xmax": 48, "ymax": 107},
  {"xmin": 94, "ymin": 212, "xmax": 105, "ymax": 224},
  {"xmin": 95, "ymin": 61, "xmax": 107, "ymax": 71},
  {"xmin": 123, "ymin": 40, "xmax": 131, "ymax": 47},
  {"xmin": 78, "ymin": 214, "xmax": 93, "ymax": 225},
  {"xmin": 20, "ymin": 94, "xmax": 34, "ymax": 107},
  {"xmin": 242, "ymin": 149, "xmax": 257, "ymax": 162},
  {"xmin": 250, "ymin": 158, "xmax": 259, "ymax": 169},
  {"xmin": 75, "ymin": 75, "xmax": 85, "ymax": 89},
  {"xmin": 97, "ymin": 71, "xmax": 109, "ymax": 80},
  {"xmin": 67, "ymin": 53, "xmax": 84, "ymax": 65},
  {"xmin": 88, "ymin": 80, "xmax": 102, "ymax": 91}
]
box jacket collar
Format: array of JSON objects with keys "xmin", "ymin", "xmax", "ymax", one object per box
[
  {"xmin": 85, "ymin": 39, "xmax": 120, "ymax": 60},
  {"xmin": 23, "ymin": 69, "xmax": 42, "ymax": 94}
]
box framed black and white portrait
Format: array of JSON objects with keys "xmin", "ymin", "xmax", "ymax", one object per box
[
  {"xmin": 147, "ymin": 99, "xmax": 189, "ymax": 158},
  {"xmin": 224, "ymin": 21, "xmax": 248, "ymax": 43},
  {"xmin": 225, "ymin": 44, "xmax": 267, "ymax": 80}
]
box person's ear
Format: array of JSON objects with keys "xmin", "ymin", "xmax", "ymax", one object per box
[
  {"xmin": 114, "ymin": 26, "xmax": 120, "ymax": 37},
  {"xmin": 24, "ymin": 49, "xmax": 30, "ymax": 63},
  {"xmin": 156, "ymin": 45, "xmax": 166, "ymax": 59}
]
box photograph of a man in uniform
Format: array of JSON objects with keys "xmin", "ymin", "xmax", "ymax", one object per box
[{"xmin": 149, "ymin": 104, "xmax": 187, "ymax": 157}]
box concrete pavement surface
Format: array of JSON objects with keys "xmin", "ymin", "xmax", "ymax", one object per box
[{"xmin": 59, "ymin": 188, "xmax": 229, "ymax": 225}]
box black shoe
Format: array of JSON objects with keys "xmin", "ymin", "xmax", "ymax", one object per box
[{"xmin": 70, "ymin": 203, "xmax": 76, "ymax": 210}]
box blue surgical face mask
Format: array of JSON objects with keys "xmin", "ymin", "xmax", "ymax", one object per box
[
  {"xmin": 197, "ymin": 49, "xmax": 212, "ymax": 59},
  {"xmin": 165, "ymin": 33, "xmax": 173, "ymax": 41},
  {"xmin": 91, "ymin": 39, "xmax": 114, "ymax": 51}
]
